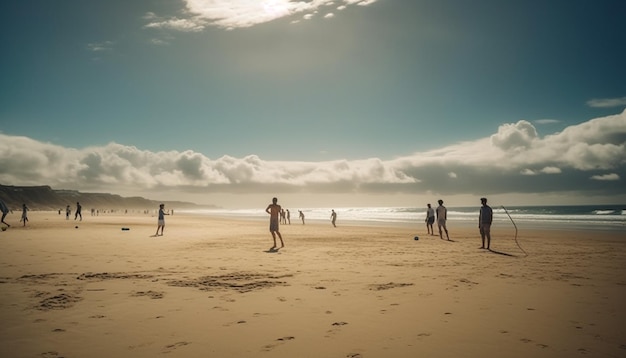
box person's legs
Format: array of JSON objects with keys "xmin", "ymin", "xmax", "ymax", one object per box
[
  {"xmin": 480, "ymin": 226, "xmax": 486, "ymax": 248},
  {"xmin": 442, "ymin": 222, "xmax": 449, "ymax": 239},
  {"xmin": 484, "ymin": 224, "xmax": 491, "ymax": 249},
  {"xmin": 276, "ymin": 231, "xmax": 284, "ymax": 247}
]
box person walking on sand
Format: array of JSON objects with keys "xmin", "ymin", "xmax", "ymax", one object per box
[
  {"xmin": 0, "ymin": 199, "xmax": 10, "ymax": 228},
  {"xmin": 74, "ymin": 202, "xmax": 82, "ymax": 221},
  {"xmin": 331, "ymin": 209, "xmax": 337, "ymax": 227},
  {"xmin": 265, "ymin": 197, "xmax": 285, "ymax": 249},
  {"xmin": 280, "ymin": 209, "xmax": 286, "ymax": 224},
  {"xmin": 436, "ymin": 199, "xmax": 450, "ymax": 240},
  {"xmin": 286, "ymin": 209, "xmax": 291, "ymax": 224},
  {"xmin": 66, "ymin": 205, "xmax": 71, "ymax": 220},
  {"xmin": 425, "ymin": 203, "xmax": 435, "ymax": 235},
  {"xmin": 155, "ymin": 203, "xmax": 169, "ymax": 236},
  {"xmin": 299, "ymin": 210, "xmax": 305, "ymax": 224},
  {"xmin": 479, "ymin": 197, "xmax": 493, "ymax": 250},
  {"xmin": 20, "ymin": 203, "xmax": 29, "ymax": 226}
]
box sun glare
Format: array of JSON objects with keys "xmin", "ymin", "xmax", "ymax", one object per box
[{"xmin": 263, "ymin": 0, "xmax": 290, "ymax": 17}]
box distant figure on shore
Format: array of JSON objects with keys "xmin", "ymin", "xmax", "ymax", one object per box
[
  {"xmin": 299, "ymin": 210, "xmax": 305, "ymax": 224},
  {"xmin": 265, "ymin": 197, "xmax": 285, "ymax": 249},
  {"xmin": 0, "ymin": 199, "xmax": 10, "ymax": 227},
  {"xmin": 286, "ymin": 209, "xmax": 291, "ymax": 224},
  {"xmin": 331, "ymin": 209, "xmax": 337, "ymax": 227},
  {"xmin": 280, "ymin": 209, "xmax": 286, "ymax": 224},
  {"xmin": 436, "ymin": 199, "xmax": 450, "ymax": 240},
  {"xmin": 20, "ymin": 203, "xmax": 29, "ymax": 226},
  {"xmin": 66, "ymin": 205, "xmax": 71, "ymax": 220},
  {"xmin": 479, "ymin": 197, "xmax": 493, "ymax": 249},
  {"xmin": 58, "ymin": 209, "xmax": 61, "ymax": 215},
  {"xmin": 425, "ymin": 203, "xmax": 435, "ymax": 235},
  {"xmin": 74, "ymin": 202, "xmax": 82, "ymax": 221},
  {"xmin": 155, "ymin": 203, "xmax": 169, "ymax": 236}
]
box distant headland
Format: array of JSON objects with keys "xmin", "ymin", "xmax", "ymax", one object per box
[{"xmin": 0, "ymin": 184, "xmax": 212, "ymax": 211}]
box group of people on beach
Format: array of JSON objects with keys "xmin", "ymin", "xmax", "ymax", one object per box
[
  {"xmin": 425, "ymin": 197, "xmax": 493, "ymax": 249},
  {"xmin": 264, "ymin": 198, "xmax": 341, "ymax": 251},
  {"xmin": 0, "ymin": 201, "xmax": 31, "ymax": 227},
  {"xmin": 264, "ymin": 196, "xmax": 493, "ymax": 252},
  {"xmin": 2, "ymin": 195, "xmax": 493, "ymax": 251}
]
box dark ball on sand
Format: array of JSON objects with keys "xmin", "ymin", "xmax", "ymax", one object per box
[
  {"xmin": 414, "ymin": 236, "xmax": 419, "ymax": 240},
  {"xmin": 75, "ymin": 226, "xmax": 78, "ymax": 229}
]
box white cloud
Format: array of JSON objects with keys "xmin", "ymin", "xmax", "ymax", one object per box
[
  {"xmin": 521, "ymin": 167, "xmax": 562, "ymax": 176},
  {"xmin": 540, "ymin": 167, "xmax": 562, "ymax": 174},
  {"xmin": 144, "ymin": 17, "xmax": 206, "ymax": 32},
  {"xmin": 143, "ymin": 0, "xmax": 379, "ymax": 31},
  {"xmin": 86, "ymin": 41, "xmax": 115, "ymax": 52},
  {"xmin": 149, "ymin": 38, "xmax": 170, "ymax": 46},
  {"xmin": 590, "ymin": 173, "xmax": 620, "ymax": 181},
  {"xmin": 490, "ymin": 120, "xmax": 538, "ymax": 150},
  {"xmin": 1, "ymin": 109, "xmax": 624, "ymax": 200},
  {"xmin": 324, "ymin": 13, "xmax": 335, "ymax": 18},
  {"xmin": 534, "ymin": 119, "xmax": 560, "ymax": 125},
  {"xmin": 587, "ymin": 97, "xmax": 626, "ymax": 108}
]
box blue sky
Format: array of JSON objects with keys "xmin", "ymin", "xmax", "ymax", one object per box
[{"xmin": 1, "ymin": 0, "xmax": 625, "ymax": 208}]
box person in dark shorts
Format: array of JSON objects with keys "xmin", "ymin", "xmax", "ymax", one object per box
[{"xmin": 425, "ymin": 203, "xmax": 435, "ymax": 235}]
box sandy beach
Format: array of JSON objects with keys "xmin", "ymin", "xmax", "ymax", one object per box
[{"xmin": 0, "ymin": 211, "xmax": 624, "ymax": 358}]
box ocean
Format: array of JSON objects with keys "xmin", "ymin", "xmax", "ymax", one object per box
[{"xmin": 179, "ymin": 205, "xmax": 625, "ymax": 232}]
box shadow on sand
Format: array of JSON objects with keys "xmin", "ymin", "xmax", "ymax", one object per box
[{"xmin": 488, "ymin": 249, "xmax": 516, "ymax": 257}]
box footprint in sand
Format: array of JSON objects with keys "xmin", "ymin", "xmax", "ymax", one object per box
[
  {"xmin": 262, "ymin": 337, "xmax": 295, "ymax": 351},
  {"xmin": 131, "ymin": 290, "xmax": 164, "ymax": 299},
  {"xmin": 37, "ymin": 293, "xmax": 82, "ymax": 311},
  {"xmin": 163, "ymin": 341, "xmax": 191, "ymax": 353}
]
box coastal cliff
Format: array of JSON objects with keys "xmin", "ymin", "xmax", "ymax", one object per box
[{"xmin": 0, "ymin": 184, "xmax": 206, "ymax": 211}]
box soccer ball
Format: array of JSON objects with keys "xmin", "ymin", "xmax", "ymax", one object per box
[{"xmin": 414, "ymin": 236, "xmax": 419, "ymax": 240}]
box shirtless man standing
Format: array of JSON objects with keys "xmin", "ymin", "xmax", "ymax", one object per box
[{"xmin": 265, "ymin": 197, "xmax": 285, "ymax": 249}]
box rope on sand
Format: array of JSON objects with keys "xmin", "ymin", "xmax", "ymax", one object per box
[{"xmin": 501, "ymin": 205, "xmax": 527, "ymax": 257}]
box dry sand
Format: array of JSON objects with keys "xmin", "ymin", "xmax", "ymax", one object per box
[{"xmin": 0, "ymin": 211, "xmax": 624, "ymax": 358}]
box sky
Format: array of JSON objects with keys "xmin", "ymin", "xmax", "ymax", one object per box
[{"xmin": 1, "ymin": 0, "xmax": 625, "ymax": 209}]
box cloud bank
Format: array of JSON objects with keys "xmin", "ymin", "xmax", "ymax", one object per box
[
  {"xmin": 1, "ymin": 110, "xmax": 625, "ymax": 202},
  {"xmin": 143, "ymin": 0, "xmax": 379, "ymax": 31}
]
